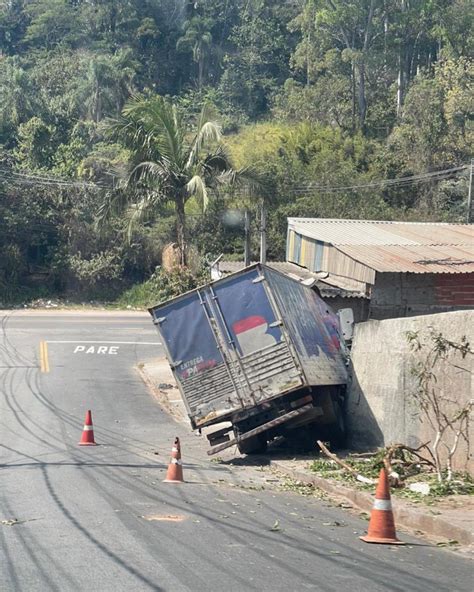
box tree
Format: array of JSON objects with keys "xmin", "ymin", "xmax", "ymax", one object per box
[
  {"xmin": 218, "ymin": 0, "xmax": 297, "ymax": 119},
  {"xmin": 14, "ymin": 116, "xmax": 55, "ymax": 169},
  {"xmin": 318, "ymin": 0, "xmax": 388, "ymax": 131},
  {"xmin": 79, "ymin": 51, "xmax": 137, "ymax": 123},
  {"xmin": 407, "ymin": 329, "xmax": 473, "ymax": 482},
  {"xmin": 0, "ymin": 58, "xmax": 36, "ymax": 142},
  {"xmin": 177, "ymin": 16, "xmax": 213, "ymax": 89},
  {"xmin": 98, "ymin": 95, "xmax": 246, "ymax": 264},
  {"xmin": 24, "ymin": 0, "xmax": 83, "ymax": 49}
]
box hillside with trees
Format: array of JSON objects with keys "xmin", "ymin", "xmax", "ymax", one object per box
[{"xmin": 0, "ymin": 0, "xmax": 472, "ymax": 304}]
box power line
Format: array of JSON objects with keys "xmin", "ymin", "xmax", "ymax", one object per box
[
  {"xmin": 0, "ymin": 168, "xmax": 102, "ymax": 190},
  {"xmin": 0, "ymin": 163, "xmax": 468, "ymax": 195},
  {"xmin": 289, "ymin": 165, "xmax": 468, "ymax": 194},
  {"xmin": 229, "ymin": 165, "xmax": 468, "ymax": 197}
]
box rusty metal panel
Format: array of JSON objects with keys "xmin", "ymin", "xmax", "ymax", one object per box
[{"xmin": 337, "ymin": 244, "xmax": 474, "ymax": 273}]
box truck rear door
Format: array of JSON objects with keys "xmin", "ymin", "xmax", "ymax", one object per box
[{"xmin": 150, "ymin": 267, "xmax": 305, "ymax": 427}]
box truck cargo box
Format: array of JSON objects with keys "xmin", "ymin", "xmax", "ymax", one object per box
[{"xmin": 149, "ymin": 264, "xmax": 348, "ymax": 430}]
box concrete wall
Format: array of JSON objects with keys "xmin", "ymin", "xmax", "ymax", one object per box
[
  {"xmin": 370, "ymin": 272, "xmax": 474, "ymax": 319},
  {"xmin": 347, "ymin": 310, "xmax": 474, "ymax": 474}
]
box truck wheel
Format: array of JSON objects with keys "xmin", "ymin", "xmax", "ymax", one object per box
[{"xmin": 237, "ymin": 434, "xmax": 268, "ymax": 455}]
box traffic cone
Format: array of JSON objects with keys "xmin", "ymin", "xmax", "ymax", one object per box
[
  {"xmin": 360, "ymin": 468, "xmax": 404, "ymax": 544},
  {"xmin": 163, "ymin": 437, "xmax": 184, "ymax": 483},
  {"xmin": 79, "ymin": 410, "xmax": 97, "ymax": 446}
]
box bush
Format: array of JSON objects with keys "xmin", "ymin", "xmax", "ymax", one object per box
[{"xmin": 116, "ymin": 266, "xmax": 209, "ymax": 309}]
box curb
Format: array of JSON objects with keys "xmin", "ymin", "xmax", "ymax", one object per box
[
  {"xmin": 270, "ymin": 461, "xmax": 473, "ymax": 546},
  {"xmin": 136, "ymin": 364, "xmax": 190, "ymax": 426}
]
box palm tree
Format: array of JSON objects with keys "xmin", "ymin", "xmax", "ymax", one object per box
[
  {"xmin": 176, "ymin": 17, "xmax": 213, "ymax": 90},
  {"xmin": 98, "ymin": 95, "xmax": 256, "ymax": 265},
  {"xmin": 81, "ymin": 50, "xmax": 137, "ymax": 123}
]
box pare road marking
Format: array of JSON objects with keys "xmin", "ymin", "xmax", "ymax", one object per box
[{"xmin": 74, "ymin": 345, "xmax": 119, "ymax": 355}]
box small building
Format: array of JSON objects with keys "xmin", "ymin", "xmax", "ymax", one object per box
[{"xmin": 286, "ymin": 218, "xmax": 474, "ymax": 320}]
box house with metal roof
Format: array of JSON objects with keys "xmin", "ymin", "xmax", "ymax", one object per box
[{"xmin": 286, "ymin": 218, "xmax": 474, "ymax": 319}]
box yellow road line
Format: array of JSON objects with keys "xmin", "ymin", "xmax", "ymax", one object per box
[{"xmin": 39, "ymin": 341, "xmax": 50, "ymax": 373}]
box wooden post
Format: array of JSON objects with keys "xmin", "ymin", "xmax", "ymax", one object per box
[
  {"xmin": 244, "ymin": 209, "xmax": 251, "ymax": 267},
  {"xmin": 260, "ymin": 200, "xmax": 267, "ymax": 264},
  {"xmin": 467, "ymin": 159, "xmax": 473, "ymax": 224}
]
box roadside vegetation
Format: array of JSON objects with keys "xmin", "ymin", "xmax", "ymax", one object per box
[
  {"xmin": 0, "ymin": 1, "xmax": 472, "ymax": 307},
  {"xmin": 309, "ymin": 453, "xmax": 474, "ymax": 502}
]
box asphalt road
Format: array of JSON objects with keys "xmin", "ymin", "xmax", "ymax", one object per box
[{"xmin": 0, "ymin": 311, "xmax": 472, "ymax": 592}]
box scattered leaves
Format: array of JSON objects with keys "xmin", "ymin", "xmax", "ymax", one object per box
[{"xmin": 269, "ymin": 520, "xmax": 281, "ymax": 532}]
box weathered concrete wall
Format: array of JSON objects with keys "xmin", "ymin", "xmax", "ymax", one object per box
[
  {"xmin": 347, "ymin": 310, "xmax": 474, "ymax": 474},
  {"xmin": 370, "ymin": 272, "xmax": 474, "ymax": 319}
]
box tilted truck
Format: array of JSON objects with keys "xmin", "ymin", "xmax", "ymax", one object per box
[{"xmin": 149, "ymin": 264, "xmax": 349, "ymax": 455}]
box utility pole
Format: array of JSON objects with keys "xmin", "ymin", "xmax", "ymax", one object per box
[
  {"xmin": 467, "ymin": 159, "xmax": 473, "ymax": 224},
  {"xmin": 260, "ymin": 200, "xmax": 267, "ymax": 264},
  {"xmin": 244, "ymin": 209, "xmax": 251, "ymax": 267}
]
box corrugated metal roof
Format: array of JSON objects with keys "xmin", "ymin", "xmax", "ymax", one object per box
[
  {"xmin": 218, "ymin": 260, "xmax": 367, "ymax": 298},
  {"xmin": 337, "ymin": 244, "xmax": 474, "ymax": 273},
  {"xmin": 288, "ymin": 218, "xmax": 473, "ymax": 246},
  {"xmin": 288, "ymin": 218, "xmax": 474, "ymax": 274}
]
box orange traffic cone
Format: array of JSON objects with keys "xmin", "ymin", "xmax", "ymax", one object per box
[
  {"xmin": 360, "ymin": 468, "xmax": 404, "ymax": 544},
  {"xmin": 163, "ymin": 437, "xmax": 184, "ymax": 483},
  {"xmin": 79, "ymin": 410, "xmax": 97, "ymax": 446}
]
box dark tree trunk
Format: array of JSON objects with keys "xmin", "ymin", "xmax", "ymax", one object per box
[
  {"xmin": 351, "ymin": 63, "xmax": 356, "ymax": 132},
  {"xmin": 397, "ymin": 50, "xmax": 405, "ymax": 118},
  {"xmin": 357, "ymin": 61, "xmax": 367, "ymax": 130},
  {"xmin": 198, "ymin": 57, "xmax": 204, "ymax": 90}
]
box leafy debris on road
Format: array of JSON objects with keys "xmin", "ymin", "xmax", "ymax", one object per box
[
  {"xmin": 1, "ymin": 517, "xmax": 41, "ymax": 526},
  {"xmin": 323, "ymin": 521, "xmax": 346, "ymax": 527},
  {"xmin": 436, "ymin": 540, "xmax": 459, "ymax": 547},
  {"xmin": 269, "ymin": 520, "xmax": 281, "ymax": 532},
  {"xmin": 141, "ymin": 514, "xmax": 186, "ymax": 522}
]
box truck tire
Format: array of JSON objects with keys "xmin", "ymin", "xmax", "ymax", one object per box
[{"xmin": 236, "ymin": 434, "xmax": 268, "ymax": 455}]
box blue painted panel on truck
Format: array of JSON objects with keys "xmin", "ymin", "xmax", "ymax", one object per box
[
  {"xmin": 210, "ymin": 267, "xmax": 283, "ymax": 357},
  {"xmin": 264, "ymin": 267, "xmax": 348, "ymax": 385},
  {"xmin": 152, "ymin": 293, "xmax": 223, "ymax": 381}
]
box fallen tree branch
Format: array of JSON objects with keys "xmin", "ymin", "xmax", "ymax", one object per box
[
  {"xmin": 383, "ymin": 442, "xmax": 436, "ymax": 487},
  {"xmin": 317, "ymin": 440, "xmax": 376, "ymax": 485},
  {"xmin": 384, "ymin": 442, "xmax": 435, "ymax": 468}
]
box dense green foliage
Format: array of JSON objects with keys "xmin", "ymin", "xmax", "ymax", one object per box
[{"xmin": 0, "ymin": 1, "xmax": 472, "ymax": 304}]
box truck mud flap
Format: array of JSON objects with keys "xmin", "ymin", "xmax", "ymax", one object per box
[{"xmin": 207, "ymin": 403, "xmax": 314, "ymax": 456}]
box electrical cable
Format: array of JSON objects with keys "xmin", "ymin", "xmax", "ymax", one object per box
[
  {"xmin": 0, "ymin": 164, "xmax": 467, "ymax": 195},
  {"xmin": 0, "ymin": 168, "xmax": 102, "ymax": 189},
  {"xmin": 229, "ymin": 165, "xmax": 468, "ymax": 197},
  {"xmin": 288, "ymin": 165, "xmax": 468, "ymax": 194}
]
